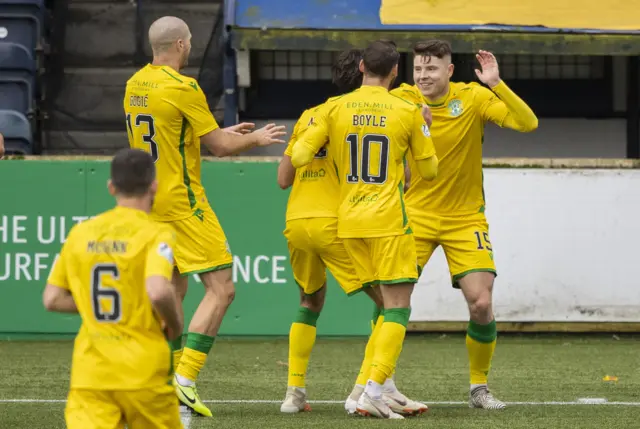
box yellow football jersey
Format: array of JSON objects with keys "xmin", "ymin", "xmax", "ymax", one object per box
[
  {"xmin": 299, "ymin": 85, "xmax": 436, "ymax": 238},
  {"xmin": 124, "ymin": 65, "xmax": 219, "ymax": 221},
  {"xmin": 391, "ymin": 82, "xmax": 509, "ymax": 216},
  {"xmin": 285, "ymin": 102, "xmax": 339, "ymax": 221},
  {"xmin": 47, "ymin": 206, "xmax": 176, "ymax": 391}
]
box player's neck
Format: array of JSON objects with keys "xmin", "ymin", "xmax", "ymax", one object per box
[
  {"xmin": 151, "ymin": 55, "xmax": 182, "ymax": 73},
  {"xmin": 361, "ymin": 76, "xmax": 391, "ymax": 90},
  {"xmin": 424, "ymin": 82, "xmax": 451, "ymax": 105},
  {"xmin": 116, "ymin": 198, "xmax": 151, "ymax": 214}
]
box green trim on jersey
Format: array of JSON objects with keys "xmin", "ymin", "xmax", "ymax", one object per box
[
  {"xmin": 178, "ymin": 119, "xmax": 197, "ymax": 209},
  {"xmin": 398, "ymin": 183, "xmax": 408, "ymax": 227},
  {"xmin": 388, "ymin": 92, "xmax": 415, "ymax": 106},
  {"xmin": 161, "ymin": 68, "xmax": 183, "ymax": 83}
]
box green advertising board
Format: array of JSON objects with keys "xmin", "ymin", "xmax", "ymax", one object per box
[{"xmin": 0, "ymin": 160, "xmax": 373, "ymax": 336}]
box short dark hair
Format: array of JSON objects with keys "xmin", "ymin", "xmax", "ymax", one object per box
[
  {"xmin": 413, "ymin": 40, "xmax": 452, "ymax": 59},
  {"xmin": 362, "ymin": 40, "xmax": 400, "ymax": 78},
  {"xmin": 110, "ymin": 148, "xmax": 155, "ymax": 196},
  {"xmin": 332, "ymin": 48, "xmax": 363, "ymax": 93}
]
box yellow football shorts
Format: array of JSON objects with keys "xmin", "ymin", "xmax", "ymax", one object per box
[
  {"xmin": 343, "ymin": 233, "xmax": 419, "ymax": 287},
  {"xmin": 162, "ymin": 206, "xmax": 234, "ymax": 276},
  {"xmin": 411, "ymin": 212, "xmax": 497, "ymax": 288},
  {"xmin": 284, "ymin": 218, "xmax": 362, "ymax": 296},
  {"xmin": 65, "ymin": 385, "xmax": 182, "ymax": 429}
]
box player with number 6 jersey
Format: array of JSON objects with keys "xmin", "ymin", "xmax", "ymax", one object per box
[
  {"xmin": 43, "ymin": 149, "xmax": 184, "ymax": 429},
  {"xmin": 124, "ymin": 16, "xmax": 286, "ymax": 417}
]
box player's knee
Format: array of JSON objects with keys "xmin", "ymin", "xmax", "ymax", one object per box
[
  {"xmin": 300, "ymin": 298, "xmax": 324, "ymax": 313},
  {"xmin": 201, "ymin": 270, "xmax": 235, "ymax": 307},
  {"xmin": 299, "ymin": 288, "xmax": 325, "ymax": 313},
  {"xmin": 217, "ymin": 282, "xmax": 236, "ymax": 307},
  {"xmin": 467, "ymin": 292, "xmax": 492, "ymax": 318}
]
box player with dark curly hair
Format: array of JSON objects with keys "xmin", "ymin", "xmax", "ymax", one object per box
[{"xmin": 276, "ymin": 46, "xmax": 428, "ymax": 417}]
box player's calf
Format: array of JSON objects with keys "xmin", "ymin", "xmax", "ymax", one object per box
[
  {"xmin": 281, "ymin": 285, "xmax": 325, "ymax": 413},
  {"xmin": 459, "ymin": 271, "xmax": 502, "ymax": 407},
  {"xmin": 362, "ymin": 284, "xmax": 413, "ymax": 408}
]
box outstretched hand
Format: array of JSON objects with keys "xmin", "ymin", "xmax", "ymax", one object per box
[
  {"xmin": 474, "ymin": 50, "xmax": 501, "ymax": 88},
  {"xmin": 223, "ymin": 122, "xmax": 255, "ymax": 136},
  {"xmin": 253, "ymin": 123, "xmax": 287, "ymax": 147}
]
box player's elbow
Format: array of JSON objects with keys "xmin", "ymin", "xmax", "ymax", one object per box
[
  {"xmin": 146, "ymin": 279, "xmax": 173, "ymax": 307},
  {"xmin": 42, "ymin": 285, "xmax": 61, "ymax": 311},
  {"xmin": 523, "ymin": 116, "xmax": 539, "ymax": 132},
  {"xmin": 277, "ymin": 157, "xmax": 295, "ymax": 189},
  {"xmin": 277, "ymin": 174, "xmax": 293, "ymax": 190}
]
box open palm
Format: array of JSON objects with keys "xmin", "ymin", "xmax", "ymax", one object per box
[{"xmin": 474, "ymin": 50, "xmax": 501, "ymax": 88}]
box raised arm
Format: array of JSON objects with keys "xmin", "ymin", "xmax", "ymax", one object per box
[
  {"xmin": 475, "ymin": 50, "xmax": 538, "ymax": 132},
  {"xmin": 172, "ymin": 80, "xmax": 286, "ymax": 157}
]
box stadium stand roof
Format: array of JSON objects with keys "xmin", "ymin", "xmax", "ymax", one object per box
[{"xmin": 225, "ymin": 0, "xmax": 640, "ymax": 55}]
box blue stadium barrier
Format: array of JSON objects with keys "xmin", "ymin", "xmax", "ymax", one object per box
[{"xmin": 0, "ymin": 109, "xmax": 32, "ymax": 154}]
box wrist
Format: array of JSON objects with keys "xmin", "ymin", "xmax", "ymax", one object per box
[{"xmin": 488, "ymin": 79, "xmax": 503, "ymax": 90}]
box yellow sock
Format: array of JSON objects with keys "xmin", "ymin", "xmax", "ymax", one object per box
[
  {"xmin": 466, "ymin": 320, "xmax": 497, "ymax": 385},
  {"xmin": 169, "ymin": 335, "xmax": 183, "ymax": 374},
  {"xmin": 356, "ymin": 312, "xmax": 384, "ymax": 386},
  {"xmin": 288, "ymin": 307, "xmax": 320, "ymax": 388},
  {"xmin": 369, "ymin": 308, "xmax": 409, "ymax": 384},
  {"xmin": 176, "ymin": 332, "xmax": 215, "ymax": 383}
]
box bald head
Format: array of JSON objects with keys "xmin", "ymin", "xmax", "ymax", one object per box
[{"xmin": 148, "ymin": 16, "xmax": 191, "ymax": 55}]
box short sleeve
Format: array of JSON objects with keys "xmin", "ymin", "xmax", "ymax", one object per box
[
  {"xmin": 284, "ymin": 117, "xmax": 304, "ymax": 157},
  {"xmin": 408, "ymin": 108, "xmax": 436, "ymax": 161},
  {"xmin": 145, "ymin": 226, "xmax": 177, "ymax": 280},
  {"xmin": 172, "ymin": 81, "xmax": 219, "ymax": 137}
]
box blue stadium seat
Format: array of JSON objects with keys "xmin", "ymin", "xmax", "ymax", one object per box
[
  {"xmin": 0, "ymin": 14, "xmax": 41, "ymax": 52},
  {"xmin": 0, "ymin": 109, "xmax": 32, "ymax": 154},
  {"xmin": 0, "ymin": 42, "xmax": 36, "ymax": 114},
  {"xmin": 0, "ymin": 0, "xmax": 45, "ymax": 25},
  {"xmin": 0, "ymin": 41, "xmax": 34, "ymax": 72}
]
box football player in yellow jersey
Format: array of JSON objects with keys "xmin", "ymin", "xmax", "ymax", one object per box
[
  {"xmin": 390, "ymin": 40, "xmax": 538, "ymax": 410},
  {"xmin": 123, "ymin": 16, "xmax": 286, "ymax": 417},
  {"xmin": 42, "ymin": 148, "xmax": 184, "ymax": 429},
  {"xmin": 292, "ymin": 40, "xmax": 438, "ymax": 419},
  {"xmin": 277, "ymin": 48, "xmax": 428, "ymax": 417}
]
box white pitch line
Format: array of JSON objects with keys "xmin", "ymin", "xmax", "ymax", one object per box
[{"xmin": 2, "ymin": 399, "xmax": 640, "ymax": 406}]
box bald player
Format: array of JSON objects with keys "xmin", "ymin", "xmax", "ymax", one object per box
[{"xmin": 124, "ymin": 16, "xmax": 286, "ymax": 417}]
